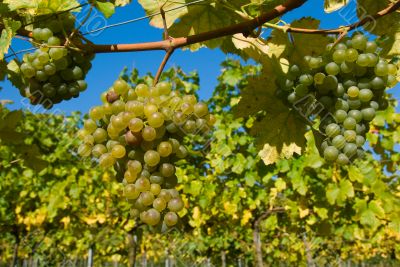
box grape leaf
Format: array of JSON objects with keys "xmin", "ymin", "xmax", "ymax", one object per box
[
  {"xmin": 137, "ymin": 0, "xmax": 190, "ymax": 28},
  {"xmin": 324, "ymin": 0, "xmax": 349, "ymax": 13},
  {"xmin": 380, "ymin": 25, "xmax": 400, "ymax": 57},
  {"xmin": 357, "ymin": 0, "xmax": 400, "ymax": 36},
  {"xmin": 0, "ymin": 19, "xmax": 21, "ymax": 60},
  {"xmin": 113, "ymin": 0, "xmax": 131, "ymax": 6},
  {"xmin": 4, "ymin": 0, "xmax": 81, "ymax": 14},
  {"xmin": 95, "ymin": 1, "xmax": 115, "ymax": 18},
  {"xmin": 234, "ymin": 63, "xmax": 306, "ymax": 165},
  {"xmin": 6, "ymin": 60, "xmax": 25, "ymax": 90}
]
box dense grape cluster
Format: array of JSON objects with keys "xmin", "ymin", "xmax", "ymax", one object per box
[
  {"xmin": 79, "ymin": 80, "xmax": 215, "ymax": 227},
  {"xmin": 18, "ymin": 14, "xmax": 94, "ymax": 108},
  {"xmin": 277, "ymin": 33, "xmax": 398, "ymax": 164}
]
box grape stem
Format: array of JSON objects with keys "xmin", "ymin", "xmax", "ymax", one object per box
[{"xmin": 153, "ymin": 4, "xmax": 175, "ymax": 86}]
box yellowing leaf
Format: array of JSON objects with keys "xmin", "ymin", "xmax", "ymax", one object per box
[
  {"xmin": 138, "ymin": 0, "xmax": 189, "ymax": 28},
  {"xmin": 324, "ymin": 0, "xmax": 348, "ymax": 13},
  {"xmin": 299, "ymin": 207, "xmax": 310, "ymax": 218},
  {"xmin": 0, "ymin": 19, "xmax": 21, "ymax": 60},
  {"xmin": 4, "ymin": 0, "xmax": 81, "ymax": 14},
  {"xmin": 241, "ymin": 210, "xmax": 252, "ymax": 226},
  {"xmin": 60, "ymin": 216, "xmax": 70, "ymax": 228}
]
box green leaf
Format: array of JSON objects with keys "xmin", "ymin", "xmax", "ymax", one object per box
[
  {"xmin": 234, "ymin": 65, "xmax": 306, "ymax": 165},
  {"xmin": 357, "ymin": 0, "xmax": 400, "ymax": 36},
  {"xmin": 380, "ymin": 25, "xmax": 400, "ymax": 57},
  {"xmin": 369, "ymin": 200, "xmax": 385, "ymax": 219},
  {"xmin": 4, "ymin": 0, "xmax": 81, "ymax": 14},
  {"xmin": 0, "ymin": 19, "xmax": 21, "ymax": 60},
  {"xmin": 6, "ymin": 60, "xmax": 25, "ymax": 90},
  {"xmin": 326, "ymin": 183, "xmax": 340, "ymax": 205},
  {"xmin": 360, "ymin": 209, "xmax": 379, "ymax": 228},
  {"xmin": 324, "ymin": 0, "xmax": 348, "ymax": 13},
  {"xmin": 3, "ymin": 109, "xmax": 22, "ymax": 129},
  {"xmin": 95, "ymin": 1, "xmax": 115, "ymax": 18},
  {"xmin": 339, "ymin": 179, "xmax": 354, "ymax": 199}
]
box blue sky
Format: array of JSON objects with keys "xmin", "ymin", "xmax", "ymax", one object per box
[{"xmin": 1, "ymin": 0, "xmax": 399, "ymax": 114}]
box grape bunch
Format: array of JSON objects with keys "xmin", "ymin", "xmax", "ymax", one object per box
[
  {"xmin": 78, "ymin": 80, "xmax": 215, "ymax": 227},
  {"xmin": 277, "ymin": 33, "xmax": 398, "ymax": 165},
  {"xmin": 18, "ymin": 14, "xmax": 94, "ymax": 108}
]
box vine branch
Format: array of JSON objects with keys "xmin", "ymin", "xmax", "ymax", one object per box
[{"xmin": 271, "ymin": 0, "xmax": 400, "ymax": 34}]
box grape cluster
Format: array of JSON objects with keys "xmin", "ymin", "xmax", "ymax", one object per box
[
  {"xmin": 79, "ymin": 80, "xmax": 215, "ymax": 227},
  {"xmin": 19, "ymin": 14, "xmax": 94, "ymax": 108},
  {"xmin": 277, "ymin": 33, "xmax": 398, "ymax": 164}
]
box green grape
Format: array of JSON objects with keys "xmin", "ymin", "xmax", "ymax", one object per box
[
  {"xmin": 365, "ymin": 41, "xmax": 377, "ymax": 53},
  {"xmin": 322, "ymin": 75, "xmax": 338, "ymax": 91},
  {"xmin": 47, "ymin": 36, "xmax": 61, "ymax": 46},
  {"xmin": 37, "ymin": 51, "xmax": 50, "ymax": 64},
  {"xmin": 168, "ymin": 198, "xmax": 184, "ymax": 212},
  {"xmin": 32, "ymin": 58, "xmax": 44, "ymax": 70},
  {"xmin": 347, "ymin": 99, "xmax": 361, "ymax": 110},
  {"xmin": 344, "ymin": 130, "xmax": 357, "ymax": 142},
  {"xmin": 340, "ymin": 62, "xmax": 354, "ymax": 74},
  {"xmin": 164, "ymin": 212, "xmax": 178, "ymax": 226},
  {"xmin": 21, "ymin": 63, "xmax": 36, "ymax": 78},
  {"xmin": 150, "ymin": 183, "xmax": 161, "ymax": 196},
  {"xmin": 78, "ymin": 144, "xmax": 92, "ymax": 157},
  {"xmin": 295, "ymin": 84, "xmax": 309, "ymax": 97},
  {"xmin": 358, "ymin": 89, "xmax": 373, "ymax": 102},
  {"xmin": 144, "ymin": 150, "xmax": 160, "ymax": 166},
  {"xmin": 337, "ymin": 154, "xmax": 349, "ymax": 165},
  {"xmin": 36, "ymin": 70, "xmax": 48, "ymax": 82},
  {"xmin": 145, "ymin": 209, "xmax": 161, "ymax": 226},
  {"xmin": 111, "ymin": 144, "xmax": 126, "ymax": 158},
  {"xmin": 111, "ymin": 100, "xmax": 125, "ymax": 114},
  {"xmin": 370, "ymin": 77, "xmax": 385, "ymax": 90},
  {"xmin": 325, "ymin": 123, "xmax": 341, "ymax": 138},
  {"xmin": 356, "ymin": 135, "xmax": 366, "ymax": 147},
  {"xmin": 144, "ymin": 104, "xmax": 158, "ymax": 118},
  {"xmin": 343, "ymin": 143, "xmax": 357, "ymax": 158},
  {"xmin": 49, "ymin": 48, "xmax": 64, "ymax": 60},
  {"xmin": 387, "ymin": 64, "xmax": 397, "ymax": 75},
  {"xmin": 334, "ymin": 83, "xmax": 345, "ymax": 97},
  {"xmin": 332, "ymin": 135, "xmax": 346, "ymax": 150},
  {"xmin": 332, "ymin": 49, "xmax": 346, "ymax": 63},
  {"xmin": 356, "ymin": 54, "xmax": 369, "ymax": 67},
  {"xmin": 343, "ymin": 117, "xmax": 357, "ymax": 130},
  {"xmin": 157, "ymin": 142, "xmax": 172, "ymax": 157},
  {"xmin": 160, "ymin": 163, "xmax": 175, "ymax": 178},
  {"xmin": 124, "ymin": 184, "xmax": 140, "ymax": 199},
  {"xmin": 110, "ymin": 115, "xmax": 126, "ymax": 129},
  {"xmin": 321, "ymin": 141, "xmax": 329, "ymax": 152},
  {"xmin": 370, "ymin": 101, "xmax": 379, "ymax": 111},
  {"xmin": 114, "ymin": 79, "xmax": 129, "ymax": 95},
  {"xmin": 32, "ymin": 28, "xmax": 43, "ymax": 40},
  {"xmin": 150, "ymin": 173, "xmax": 164, "ymax": 184},
  {"xmin": 387, "ymin": 75, "xmax": 397, "ymax": 88},
  {"xmin": 176, "ymin": 145, "xmax": 188, "ymax": 158},
  {"xmin": 348, "ymin": 110, "xmax": 362, "ymax": 123},
  {"xmin": 126, "ymin": 160, "xmax": 142, "ymax": 175},
  {"xmin": 352, "ymin": 34, "xmax": 367, "ymax": 50},
  {"xmin": 83, "ymin": 119, "xmax": 97, "ymax": 133},
  {"xmin": 334, "ymin": 110, "xmax": 347, "ymax": 123},
  {"xmin": 43, "ymin": 63, "xmax": 57, "ymax": 75},
  {"xmin": 324, "ymin": 146, "xmax": 339, "ymax": 162},
  {"xmin": 99, "ymin": 153, "xmax": 115, "ymax": 168},
  {"xmin": 92, "ymin": 144, "xmax": 107, "ymax": 158},
  {"xmin": 287, "ymin": 92, "xmax": 297, "ymax": 103},
  {"xmin": 347, "ymin": 86, "xmax": 359, "ymax": 98},
  {"xmin": 325, "ymin": 62, "xmax": 340, "ymax": 75},
  {"xmin": 366, "ymin": 53, "xmax": 378, "ymax": 67},
  {"xmin": 135, "ymin": 177, "xmax": 151, "ymax": 192},
  {"xmin": 124, "ymin": 170, "xmax": 137, "ymax": 183},
  {"xmin": 142, "ymin": 126, "xmax": 157, "ymax": 141},
  {"xmin": 41, "ymin": 28, "xmax": 53, "ymax": 41},
  {"xmin": 140, "ymin": 191, "xmax": 155, "ymax": 206},
  {"xmin": 309, "ymin": 57, "xmax": 322, "ymax": 69},
  {"xmin": 375, "ymin": 62, "xmax": 389, "ymax": 76},
  {"xmin": 156, "ymin": 81, "xmax": 172, "ymax": 95},
  {"xmin": 126, "ymin": 101, "xmax": 144, "ymax": 116},
  {"xmin": 148, "ymin": 112, "xmax": 164, "ymax": 128},
  {"xmin": 335, "ymin": 99, "xmax": 349, "ymax": 112},
  {"xmin": 289, "ymin": 65, "xmax": 301, "ymax": 77},
  {"xmin": 361, "ymin": 108, "xmax": 375, "ymax": 121},
  {"xmin": 127, "ymin": 118, "xmax": 142, "ymax": 133},
  {"xmin": 153, "ymin": 198, "xmax": 167, "ymax": 212},
  {"xmin": 319, "ymin": 96, "xmax": 334, "ymax": 109},
  {"xmin": 335, "ymin": 43, "xmax": 347, "ymax": 50},
  {"xmin": 135, "ymin": 84, "xmax": 149, "ymax": 97},
  {"xmin": 314, "ymin": 73, "xmax": 326, "ymax": 85},
  {"xmin": 193, "ymin": 102, "xmax": 209, "ymax": 118},
  {"xmin": 76, "ymin": 80, "xmax": 88, "ymax": 92},
  {"xmin": 345, "ymin": 48, "xmax": 359, "ymax": 62},
  {"xmin": 72, "ymin": 66, "xmax": 83, "ymax": 79}
]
